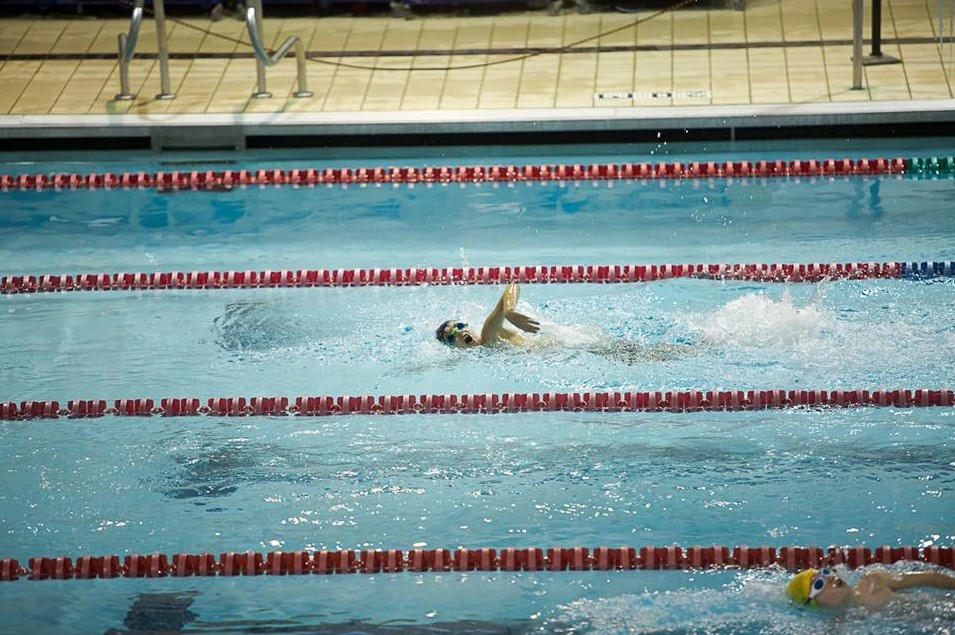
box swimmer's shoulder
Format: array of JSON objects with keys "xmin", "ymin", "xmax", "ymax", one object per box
[
  {"xmin": 482, "ymin": 329, "xmax": 526, "ymax": 347},
  {"xmin": 856, "ymin": 571, "xmax": 897, "ymax": 608}
]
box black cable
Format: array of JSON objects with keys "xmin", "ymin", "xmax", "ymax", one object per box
[{"xmin": 116, "ymin": 0, "xmax": 697, "ymax": 72}]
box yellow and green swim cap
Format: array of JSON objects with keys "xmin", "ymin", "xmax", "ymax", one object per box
[{"xmin": 787, "ymin": 568, "xmax": 819, "ymax": 605}]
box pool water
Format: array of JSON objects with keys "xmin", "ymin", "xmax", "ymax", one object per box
[{"xmin": 0, "ymin": 142, "xmax": 953, "ymax": 634}]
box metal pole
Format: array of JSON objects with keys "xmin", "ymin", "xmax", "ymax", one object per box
[
  {"xmin": 863, "ymin": 0, "xmax": 901, "ymax": 65},
  {"xmin": 114, "ymin": 0, "xmax": 144, "ymax": 101},
  {"xmin": 251, "ymin": 0, "xmax": 271, "ymax": 98},
  {"xmin": 940, "ymin": 0, "xmax": 945, "ymax": 47},
  {"xmin": 245, "ymin": 3, "xmax": 313, "ymax": 98},
  {"xmin": 871, "ymin": 0, "xmax": 883, "ymax": 56},
  {"xmin": 293, "ymin": 40, "xmax": 312, "ymax": 98},
  {"xmin": 949, "ymin": 0, "xmax": 954, "ymax": 77},
  {"xmin": 154, "ymin": 0, "xmax": 176, "ymax": 100},
  {"xmin": 852, "ymin": 0, "xmax": 864, "ymax": 88}
]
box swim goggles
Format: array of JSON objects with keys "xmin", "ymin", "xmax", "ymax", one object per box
[
  {"xmin": 807, "ymin": 568, "xmax": 834, "ymax": 602},
  {"xmin": 444, "ymin": 322, "xmax": 467, "ymax": 345}
]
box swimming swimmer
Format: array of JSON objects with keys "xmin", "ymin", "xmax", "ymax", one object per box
[
  {"xmin": 435, "ymin": 283, "xmax": 540, "ymax": 348},
  {"xmin": 435, "ymin": 283, "xmax": 695, "ymax": 362},
  {"xmin": 787, "ymin": 566, "xmax": 955, "ymax": 611}
]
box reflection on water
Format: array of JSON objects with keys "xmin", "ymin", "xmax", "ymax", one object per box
[
  {"xmin": 190, "ymin": 618, "xmax": 529, "ymax": 634},
  {"xmin": 1, "ymin": 171, "xmax": 954, "ymax": 633},
  {"xmin": 161, "ymin": 438, "xmax": 314, "ymax": 503},
  {"xmin": 106, "ymin": 592, "xmax": 198, "ymax": 634},
  {"xmin": 213, "ymin": 301, "xmax": 311, "ymax": 353},
  {"xmin": 94, "ymin": 568, "xmax": 955, "ymax": 635},
  {"xmin": 587, "ymin": 340, "xmax": 697, "ymax": 365},
  {"xmin": 147, "ymin": 408, "xmax": 952, "ymax": 553}
]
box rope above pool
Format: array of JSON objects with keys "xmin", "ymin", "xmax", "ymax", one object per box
[
  {"xmin": 2, "ymin": 388, "xmax": 952, "ymax": 420},
  {"xmin": 2, "ymin": 261, "xmax": 953, "ymax": 294},
  {"xmin": 2, "ymin": 544, "xmax": 952, "ymax": 581}
]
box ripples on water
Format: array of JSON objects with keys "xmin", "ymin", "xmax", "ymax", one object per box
[
  {"xmin": 82, "ymin": 409, "xmax": 945, "ymax": 556},
  {"xmin": 2, "ymin": 164, "xmax": 955, "ymax": 632},
  {"xmin": 31, "ymin": 566, "xmax": 953, "ymax": 634},
  {"xmin": 2, "ymin": 277, "xmax": 953, "ymax": 399},
  {"xmin": 539, "ymin": 567, "xmax": 955, "ymax": 635}
]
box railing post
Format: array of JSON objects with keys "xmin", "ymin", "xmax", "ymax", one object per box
[
  {"xmin": 114, "ymin": 0, "xmax": 144, "ymax": 101},
  {"xmin": 852, "ymin": 0, "xmax": 864, "ymax": 89},
  {"xmin": 940, "ymin": 0, "xmax": 954, "ymax": 49},
  {"xmin": 863, "ymin": 0, "xmax": 901, "ymax": 65},
  {"xmin": 293, "ymin": 36, "xmax": 312, "ymax": 98},
  {"xmin": 154, "ymin": 0, "xmax": 176, "ymax": 100},
  {"xmin": 940, "ymin": 0, "xmax": 944, "ymax": 47},
  {"xmin": 250, "ymin": 0, "xmax": 271, "ymax": 98},
  {"xmin": 942, "ymin": 0, "xmax": 955, "ymax": 78}
]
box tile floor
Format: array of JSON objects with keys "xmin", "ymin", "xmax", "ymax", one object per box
[{"xmin": 0, "ymin": 0, "xmax": 953, "ymax": 117}]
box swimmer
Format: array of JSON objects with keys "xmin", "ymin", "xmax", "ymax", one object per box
[
  {"xmin": 787, "ymin": 566, "xmax": 955, "ymax": 611},
  {"xmin": 434, "ymin": 283, "xmax": 693, "ymax": 362},
  {"xmin": 435, "ymin": 283, "xmax": 540, "ymax": 348}
]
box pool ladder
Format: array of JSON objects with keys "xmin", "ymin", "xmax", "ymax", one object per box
[
  {"xmin": 115, "ymin": 0, "xmax": 312, "ymax": 102},
  {"xmin": 245, "ymin": 0, "xmax": 313, "ymax": 99}
]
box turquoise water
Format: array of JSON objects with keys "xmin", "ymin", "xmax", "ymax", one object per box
[{"xmin": 0, "ymin": 142, "xmax": 953, "ymax": 634}]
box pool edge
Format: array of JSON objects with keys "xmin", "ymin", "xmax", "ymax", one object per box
[{"xmin": 2, "ymin": 99, "xmax": 954, "ymax": 150}]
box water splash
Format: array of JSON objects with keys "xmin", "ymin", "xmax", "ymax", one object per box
[
  {"xmin": 540, "ymin": 575, "xmax": 807, "ymax": 635},
  {"xmin": 537, "ymin": 568, "xmax": 955, "ymax": 635},
  {"xmin": 688, "ymin": 290, "xmax": 832, "ymax": 351}
]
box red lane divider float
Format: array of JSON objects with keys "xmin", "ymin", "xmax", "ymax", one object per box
[
  {"xmin": 2, "ymin": 389, "xmax": 952, "ymax": 420},
  {"xmin": 2, "ymin": 544, "xmax": 951, "ymax": 580},
  {"xmin": 0, "ymin": 158, "xmax": 908, "ymax": 193},
  {"xmin": 0, "ymin": 261, "xmax": 928, "ymax": 294}
]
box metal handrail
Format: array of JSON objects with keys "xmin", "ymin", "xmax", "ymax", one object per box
[
  {"xmin": 113, "ymin": 0, "xmax": 175, "ymax": 101},
  {"xmin": 153, "ymin": 0, "xmax": 175, "ymax": 99},
  {"xmin": 245, "ymin": 0, "xmax": 313, "ymax": 98},
  {"xmin": 851, "ymin": 0, "xmax": 863, "ymax": 89},
  {"xmin": 114, "ymin": 0, "xmax": 144, "ymax": 100}
]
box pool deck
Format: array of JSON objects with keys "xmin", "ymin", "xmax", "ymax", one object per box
[{"xmin": 1, "ymin": 0, "xmax": 954, "ymax": 147}]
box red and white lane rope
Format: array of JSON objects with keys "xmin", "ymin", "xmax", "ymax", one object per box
[
  {"xmin": 2, "ymin": 388, "xmax": 952, "ymax": 420},
  {"xmin": 4, "ymin": 261, "xmax": 953, "ymax": 294},
  {"xmin": 0, "ymin": 158, "xmax": 908, "ymax": 193},
  {"xmin": 2, "ymin": 544, "xmax": 951, "ymax": 580}
]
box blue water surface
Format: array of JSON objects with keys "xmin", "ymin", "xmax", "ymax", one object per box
[{"xmin": 0, "ymin": 141, "xmax": 953, "ymax": 634}]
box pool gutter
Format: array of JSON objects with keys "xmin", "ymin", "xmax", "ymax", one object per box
[{"xmin": 1, "ymin": 100, "xmax": 953, "ymax": 151}]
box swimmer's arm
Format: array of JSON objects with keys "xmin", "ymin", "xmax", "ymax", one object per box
[
  {"xmin": 861, "ymin": 570, "xmax": 955, "ymax": 591},
  {"xmin": 481, "ymin": 284, "xmax": 540, "ymax": 344},
  {"xmin": 480, "ymin": 284, "xmax": 516, "ymax": 343}
]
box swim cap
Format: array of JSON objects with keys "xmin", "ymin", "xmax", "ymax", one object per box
[
  {"xmin": 435, "ymin": 320, "xmax": 455, "ymax": 344},
  {"xmin": 786, "ymin": 568, "xmax": 818, "ymax": 605}
]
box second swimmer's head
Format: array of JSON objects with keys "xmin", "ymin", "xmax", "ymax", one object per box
[{"xmin": 787, "ymin": 568, "xmax": 851, "ymax": 607}]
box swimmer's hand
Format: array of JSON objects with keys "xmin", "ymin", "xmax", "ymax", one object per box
[
  {"xmin": 481, "ymin": 284, "xmax": 540, "ymax": 344},
  {"xmin": 506, "ymin": 311, "xmax": 540, "ymax": 334}
]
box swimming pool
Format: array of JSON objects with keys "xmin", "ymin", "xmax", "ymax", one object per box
[{"xmin": 0, "ymin": 140, "xmax": 953, "ymax": 634}]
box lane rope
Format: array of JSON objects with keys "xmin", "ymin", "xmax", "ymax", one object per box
[
  {"xmin": 2, "ymin": 261, "xmax": 953, "ymax": 294},
  {"xmin": 0, "ymin": 157, "xmax": 921, "ymax": 192},
  {"xmin": 2, "ymin": 389, "xmax": 952, "ymax": 420},
  {"xmin": 3, "ymin": 545, "xmax": 952, "ymax": 580}
]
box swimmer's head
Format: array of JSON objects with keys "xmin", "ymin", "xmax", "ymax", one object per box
[
  {"xmin": 788, "ymin": 568, "xmax": 849, "ymax": 607},
  {"xmin": 787, "ymin": 568, "xmax": 819, "ymax": 606},
  {"xmin": 436, "ymin": 320, "xmax": 479, "ymax": 348}
]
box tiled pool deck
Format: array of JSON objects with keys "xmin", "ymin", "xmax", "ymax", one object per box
[{"xmin": 0, "ymin": 0, "xmax": 953, "ymax": 142}]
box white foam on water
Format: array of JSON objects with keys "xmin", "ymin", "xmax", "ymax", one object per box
[
  {"xmin": 688, "ymin": 290, "xmax": 833, "ymax": 351},
  {"xmin": 539, "ymin": 568, "xmax": 955, "ymax": 635},
  {"xmin": 544, "ymin": 575, "xmax": 807, "ymax": 635}
]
